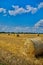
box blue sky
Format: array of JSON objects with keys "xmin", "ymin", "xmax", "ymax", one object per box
[{"xmin": 0, "ymin": 0, "xmax": 43, "ymax": 32}]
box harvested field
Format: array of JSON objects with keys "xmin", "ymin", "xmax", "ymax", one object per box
[{"xmin": 0, "ymin": 33, "xmax": 43, "ymax": 65}]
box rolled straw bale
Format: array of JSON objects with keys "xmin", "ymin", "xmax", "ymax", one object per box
[
  {"xmin": 24, "ymin": 37, "xmax": 43, "ymax": 57},
  {"xmin": 23, "ymin": 39, "xmax": 35, "ymax": 57},
  {"xmin": 31, "ymin": 37, "xmax": 43, "ymax": 56}
]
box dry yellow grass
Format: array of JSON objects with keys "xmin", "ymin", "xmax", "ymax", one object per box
[{"xmin": 0, "ymin": 33, "xmax": 43, "ymax": 65}]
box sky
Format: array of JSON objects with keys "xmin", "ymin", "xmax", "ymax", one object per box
[{"xmin": 0, "ymin": 0, "xmax": 43, "ymax": 33}]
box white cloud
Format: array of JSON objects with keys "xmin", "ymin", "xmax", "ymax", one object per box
[
  {"xmin": 26, "ymin": 5, "xmax": 37, "ymax": 13},
  {"xmin": 12, "ymin": 5, "xmax": 19, "ymax": 9},
  {"xmin": 34, "ymin": 19, "xmax": 43, "ymax": 28},
  {"xmin": 8, "ymin": 7, "xmax": 25, "ymax": 16},
  {"xmin": 0, "ymin": 25, "xmax": 30, "ymax": 32},
  {"xmin": 0, "ymin": 19, "xmax": 43, "ymax": 33},
  {"xmin": 31, "ymin": 7, "xmax": 37, "ymax": 14},
  {"xmin": 0, "ymin": 8, "xmax": 6, "ymax": 13},
  {"xmin": 25, "ymin": 5, "xmax": 32, "ymax": 12},
  {"xmin": 13, "ymin": 27, "xmax": 31, "ymax": 32},
  {"xmin": 8, "ymin": 2, "xmax": 43, "ymax": 16},
  {"xmin": 8, "ymin": 5, "xmax": 37, "ymax": 16},
  {"xmin": 34, "ymin": 19, "xmax": 43, "ymax": 33},
  {"xmin": 38, "ymin": 2, "xmax": 43, "ymax": 9},
  {"xmin": 0, "ymin": 25, "xmax": 8, "ymax": 32},
  {"xmin": 0, "ymin": 2, "xmax": 43, "ymax": 16}
]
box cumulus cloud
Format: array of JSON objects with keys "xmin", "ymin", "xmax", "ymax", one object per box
[
  {"xmin": 8, "ymin": 5, "xmax": 37, "ymax": 16},
  {"xmin": 34, "ymin": 19, "xmax": 43, "ymax": 33},
  {"xmin": 0, "ymin": 2, "xmax": 43, "ymax": 16},
  {"xmin": 25, "ymin": 5, "xmax": 32, "ymax": 12},
  {"xmin": 38, "ymin": 2, "xmax": 43, "ymax": 9},
  {"xmin": 26, "ymin": 5, "xmax": 37, "ymax": 14},
  {"xmin": 34, "ymin": 19, "xmax": 43, "ymax": 28},
  {"xmin": 12, "ymin": 5, "xmax": 19, "ymax": 9},
  {"xmin": 13, "ymin": 27, "xmax": 32, "ymax": 32},
  {"xmin": 0, "ymin": 8, "xmax": 6, "ymax": 13},
  {"xmin": 0, "ymin": 25, "xmax": 8, "ymax": 32},
  {"xmin": 8, "ymin": 7, "xmax": 25, "ymax": 16},
  {"xmin": 31, "ymin": 7, "xmax": 37, "ymax": 14},
  {"xmin": 0, "ymin": 25, "xmax": 31, "ymax": 32},
  {"xmin": 0, "ymin": 19, "xmax": 43, "ymax": 33},
  {"xmin": 8, "ymin": 2, "xmax": 43, "ymax": 16}
]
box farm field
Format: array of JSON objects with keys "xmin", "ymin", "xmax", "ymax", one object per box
[{"xmin": 0, "ymin": 33, "xmax": 43, "ymax": 65}]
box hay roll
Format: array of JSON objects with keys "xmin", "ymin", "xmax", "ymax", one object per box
[
  {"xmin": 24, "ymin": 39, "xmax": 35, "ymax": 57},
  {"xmin": 31, "ymin": 37, "xmax": 43, "ymax": 56},
  {"xmin": 24, "ymin": 37, "xmax": 43, "ymax": 57}
]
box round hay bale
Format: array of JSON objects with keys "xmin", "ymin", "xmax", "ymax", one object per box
[
  {"xmin": 37, "ymin": 34, "xmax": 39, "ymax": 36},
  {"xmin": 17, "ymin": 34, "xmax": 19, "ymax": 37},
  {"xmin": 23, "ymin": 39, "xmax": 35, "ymax": 57},
  {"xmin": 24, "ymin": 37, "xmax": 43, "ymax": 57},
  {"xmin": 31, "ymin": 37, "xmax": 43, "ymax": 56}
]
